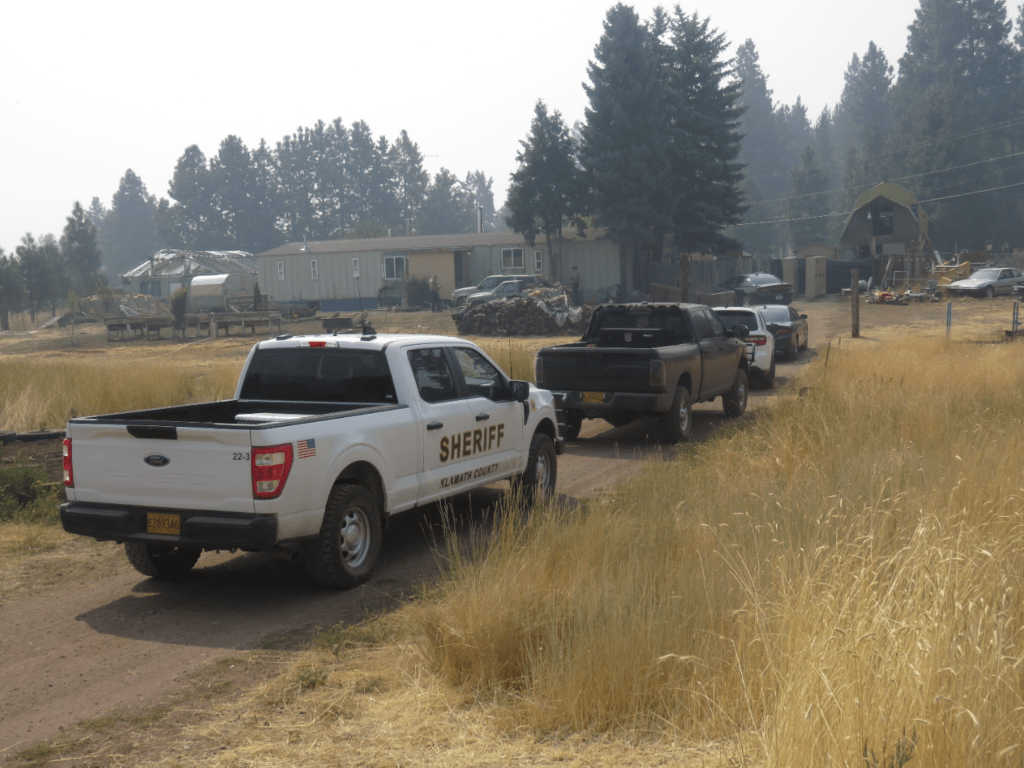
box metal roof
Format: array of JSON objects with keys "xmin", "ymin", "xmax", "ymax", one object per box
[
  {"xmin": 256, "ymin": 230, "xmax": 599, "ymax": 258},
  {"xmin": 121, "ymin": 249, "xmax": 255, "ymax": 279}
]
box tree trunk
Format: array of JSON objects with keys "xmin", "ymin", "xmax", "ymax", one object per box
[{"xmin": 0, "ymin": 307, "xmax": 9, "ymax": 332}]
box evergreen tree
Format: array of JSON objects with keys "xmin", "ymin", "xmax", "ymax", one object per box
[
  {"xmin": 663, "ymin": 10, "xmax": 746, "ymax": 257},
  {"xmin": 506, "ymin": 100, "xmax": 586, "ymax": 281},
  {"xmin": 464, "ymin": 170, "xmax": 497, "ymax": 232},
  {"xmin": 390, "ymin": 130, "xmax": 429, "ymax": 236},
  {"xmin": 15, "ymin": 234, "xmax": 63, "ymax": 322},
  {"xmin": 0, "ymin": 248, "xmax": 26, "ymax": 331},
  {"xmin": 87, "ymin": 197, "xmax": 107, "ymax": 231},
  {"xmin": 209, "ymin": 135, "xmax": 283, "ymax": 253},
  {"xmin": 891, "ymin": 0, "xmax": 1020, "ymax": 248},
  {"xmin": 734, "ymin": 39, "xmax": 787, "ymax": 254},
  {"xmin": 347, "ymin": 120, "xmax": 383, "ymax": 228},
  {"xmin": 249, "ymin": 139, "xmax": 285, "ymax": 253},
  {"xmin": 581, "ymin": 3, "xmax": 673, "ymax": 285},
  {"xmin": 60, "ymin": 202, "xmax": 104, "ymax": 294},
  {"xmin": 419, "ymin": 169, "xmax": 474, "ymax": 235},
  {"xmin": 159, "ymin": 145, "xmax": 229, "ymax": 249},
  {"xmin": 100, "ymin": 169, "xmax": 165, "ymax": 278},
  {"xmin": 787, "ymin": 147, "xmax": 832, "ymax": 248}
]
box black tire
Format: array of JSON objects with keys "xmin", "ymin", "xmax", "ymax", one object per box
[
  {"xmin": 760, "ymin": 357, "xmax": 776, "ymax": 389},
  {"xmin": 562, "ymin": 411, "xmax": 583, "ymax": 442},
  {"xmin": 659, "ymin": 386, "xmax": 693, "ymax": 443},
  {"xmin": 722, "ymin": 368, "xmax": 749, "ymax": 418},
  {"xmin": 985, "ymin": 285, "xmax": 995, "ymax": 299},
  {"xmin": 789, "ymin": 336, "xmax": 800, "ymax": 361},
  {"xmin": 512, "ymin": 433, "xmax": 557, "ymax": 506},
  {"xmin": 739, "ymin": 293, "xmax": 750, "ymax": 307},
  {"xmin": 125, "ymin": 542, "xmax": 201, "ymax": 581},
  {"xmin": 305, "ymin": 485, "xmax": 382, "ymax": 588}
]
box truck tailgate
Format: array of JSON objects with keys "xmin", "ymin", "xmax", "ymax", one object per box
[
  {"xmin": 543, "ymin": 347, "xmax": 660, "ymax": 392},
  {"xmin": 67, "ymin": 423, "xmax": 256, "ymax": 513}
]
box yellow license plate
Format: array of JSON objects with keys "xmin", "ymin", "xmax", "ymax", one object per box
[
  {"xmin": 582, "ymin": 392, "xmax": 604, "ymax": 404},
  {"xmin": 147, "ymin": 512, "xmax": 180, "ymax": 536}
]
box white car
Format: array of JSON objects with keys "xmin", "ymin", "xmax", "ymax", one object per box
[{"xmin": 713, "ymin": 306, "xmax": 776, "ymax": 388}]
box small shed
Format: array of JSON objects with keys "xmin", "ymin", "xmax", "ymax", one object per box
[{"xmin": 188, "ymin": 274, "xmax": 230, "ymax": 313}]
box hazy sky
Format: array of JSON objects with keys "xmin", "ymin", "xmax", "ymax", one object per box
[{"xmin": 0, "ymin": 0, "xmax": 923, "ymax": 252}]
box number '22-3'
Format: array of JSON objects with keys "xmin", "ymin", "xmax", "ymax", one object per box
[{"xmin": 233, "ymin": 452, "xmax": 250, "ymax": 461}]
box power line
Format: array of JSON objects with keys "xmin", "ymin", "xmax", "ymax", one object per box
[{"xmin": 733, "ymin": 180, "xmax": 1024, "ymax": 228}]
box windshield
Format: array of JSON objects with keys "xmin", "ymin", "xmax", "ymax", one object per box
[
  {"xmin": 970, "ymin": 269, "xmax": 1000, "ymax": 280},
  {"xmin": 760, "ymin": 307, "xmax": 791, "ymax": 323},
  {"xmin": 749, "ymin": 274, "xmax": 782, "ymax": 286}
]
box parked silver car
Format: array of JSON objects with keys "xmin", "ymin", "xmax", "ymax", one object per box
[
  {"xmin": 465, "ymin": 277, "xmax": 537, "ymax": 308},
  {"xmin": 451, "ymin": 274, "xmax": 538, "ymax": 306},
  {"xmin": 713, "ymin": 306, "xmax": 776, "ymax": 388},
  {"xmin": 946, "ymin": 267, "xmax": 1024, "ymax": 298}
]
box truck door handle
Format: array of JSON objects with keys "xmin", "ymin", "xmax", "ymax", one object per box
[
  {"xmin": 475, "ymin": 413, "xmax": 490, "ymax": 421},
  {"xmin": 427, "ymin": 421, "xmax": 443, "ymax": 430}
]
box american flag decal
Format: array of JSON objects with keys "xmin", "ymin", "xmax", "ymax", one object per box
[{"xmin": 297, "ymin": 438, "xmax": 317, "ymax": 459}]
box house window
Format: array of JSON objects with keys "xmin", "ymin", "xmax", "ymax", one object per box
[
  {"xmin": 535, "ymin": 250, "xmax": 543, "ymax": 272},
  {"xmin": 501, "ymin": 248, "xmax": 524, "ymax": 270},
  {"xmin": 311, "ymin": 260, "xmax": 319, "ymax": 280},
  {"xmin": 384, "ymin": 254, "xmax": 406, "ymax": 280},
  {"xmin": 277, "ymin": 262, "xmax": 285, "ymax": 282}
]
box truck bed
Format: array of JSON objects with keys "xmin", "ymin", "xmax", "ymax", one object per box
[{"xmin": 73, "ymin": 399, "xmax": 401, "ymax": 429}]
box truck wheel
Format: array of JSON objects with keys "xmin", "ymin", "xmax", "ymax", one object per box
[
  {"xmin": 562, "ymin": 411, "xmax": 582, "ymax": 442},
  {"xmin": 660, "ymin": 387, "xmax": 692, "ymax": 442},
  {"xmin": 513, "ymin": 433, "xmax": 557, "ymax": 506},
  {"xmin": 125, "ymin": 542, "xmax": 201, "ymax": 581},
  {"xmin": 722, "ymin": 368, "xmax": 748, "ymax": 417},
  {"xmin": 305, "ymin": 485, "xmax": 382, "ymax": 589}
]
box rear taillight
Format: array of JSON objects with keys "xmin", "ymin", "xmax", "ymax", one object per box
[
  {"xmin": 252, "ymin": 444, "xmax": 293, "ymax": 499},
  {"xmin": 534, "ymin": 356, "xmax": 544, "ymax": 386},
  {"xmin": 749, "ymin": 334, "xmax": 767, "ymax": 346},
  {"xmin": 63, "ymin": 437, "xmax": 74, "ymax": 487}
]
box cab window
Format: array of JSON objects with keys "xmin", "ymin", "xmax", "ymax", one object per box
[
  {"xmin": 452, "ymin": 347, "xmax": 508, "ymax": 401},
  {"xmin": 408, "ymin": 348, "xmax": 459, "ymax": 403}
]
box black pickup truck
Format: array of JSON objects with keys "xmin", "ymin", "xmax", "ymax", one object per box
[{"xmin": 534, "ymin": 302, "xmax": 749, "ymax": 442}]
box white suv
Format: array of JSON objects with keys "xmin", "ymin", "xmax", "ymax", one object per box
[{"xmin": 713, "ymin": 306, "xmax": 776, "ymax": 388}]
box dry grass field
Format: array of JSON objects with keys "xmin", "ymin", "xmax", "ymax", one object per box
[{"xmin": 3, "ymin": 297, "xmax": 1024, "ymax": 767}]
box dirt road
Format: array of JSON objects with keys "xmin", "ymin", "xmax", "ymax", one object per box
[{"xmin": 0, "ymin": 296, "xmax": 851, "ymax": 759}]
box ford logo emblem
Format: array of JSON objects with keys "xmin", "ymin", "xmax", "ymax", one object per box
[{"xmin": 144, "ymin": 454, "xmax": 170, "ymax": 467}]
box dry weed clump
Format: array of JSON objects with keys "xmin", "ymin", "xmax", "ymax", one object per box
[{"xmin": 416, "ymin": 334, "xmax": 1024, "ymax": 762}]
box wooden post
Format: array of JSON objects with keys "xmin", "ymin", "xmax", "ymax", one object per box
[{"xmin": 851, "ymin": 268, "xmax": 860, "ymax": 339}]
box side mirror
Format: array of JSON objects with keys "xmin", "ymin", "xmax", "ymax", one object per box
[
  {"xmin": 509, "ymin": 380, "xmax": 530, "ymax": 402},
  {"xmin": 768, "ymin": 323, "xmax": 780, "ymax": 333},
  {"xmin": 731, "ymin": 324, "xmax": 748, "ymax": 340},
  {"xmin": 800, "ymin": 314, "xmax": 808, "ymax": 320}
]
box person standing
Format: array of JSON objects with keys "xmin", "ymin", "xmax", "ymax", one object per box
[
  {"xmin": 429, "ymin": 275, "xmax": 441, "ymax": 312},
  {"xmin": 570, "ymin": 265, "xmax": 580, "ymax": 306}
]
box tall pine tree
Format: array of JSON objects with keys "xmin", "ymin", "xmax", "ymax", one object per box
[
  {"xmin": 506, "ymin": 100, "xmax": 586, "ymax": 281},
  {"xmin": 60, "ymin": 202, "xmax": 104, "ymax": 294}
]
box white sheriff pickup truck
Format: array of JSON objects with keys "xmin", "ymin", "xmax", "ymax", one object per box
[{"xmin": 60, "ymin": 328, "xmax": 562, "ymax": 588}]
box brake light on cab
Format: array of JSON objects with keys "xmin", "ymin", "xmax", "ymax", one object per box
[
  {"xmin": 251, "ymin": 444, "xmax": 293, "ymax": 499},
  {"xmin": 63, "ymin": 438, "xmax": 74, "ymax": 487}
]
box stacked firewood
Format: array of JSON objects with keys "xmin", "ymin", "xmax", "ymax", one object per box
[{"xmin": 453, "ymin": 297, "xmax": 592, "ymax": 336}]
